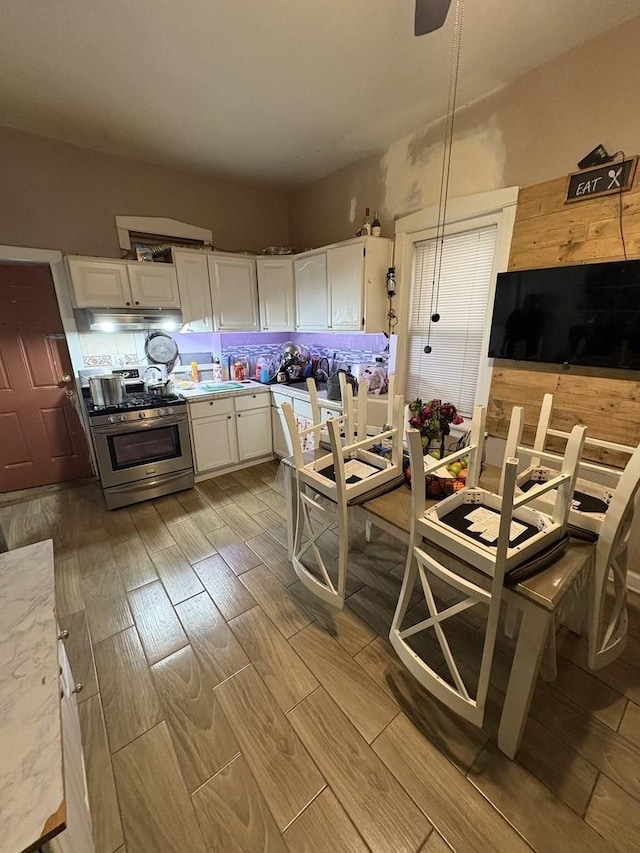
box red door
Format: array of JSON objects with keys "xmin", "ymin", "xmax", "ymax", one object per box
[{"xmin": 0, "ymin": 262, "xmax": 92, "ymax": 492}]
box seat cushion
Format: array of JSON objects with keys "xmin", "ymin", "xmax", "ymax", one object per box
[{"xmin": 505, "ymin": 532, "xmax": 570, "ymax": 583}]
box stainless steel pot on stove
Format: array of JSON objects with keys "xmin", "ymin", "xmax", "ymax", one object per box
[
  {"xmin": 88, "ymin": 374, "xmax": 125, "ymax": 407},
  {"xmin": 145, "ymin": 379, "xmax": 173, "ymax": 397}
]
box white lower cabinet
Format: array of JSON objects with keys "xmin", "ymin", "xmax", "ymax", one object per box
[
  {"xmin": 191, "ymin": 412, "xmax": 238, "ymax": 473},
  {"xmin": 235, "ymin": 393, "xmax": 272, "ymax": 461},
  {"xmin": 188, "ymin": 391, "xmax": 272, "ymax": 475},
  {"xmin": 42, "ymin": 640, "xmax": 94, "ymax": 853}
]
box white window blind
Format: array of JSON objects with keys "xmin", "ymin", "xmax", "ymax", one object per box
[{"xmin": 407, "ymin": 225, "xmax": 497, "ymax": 415}]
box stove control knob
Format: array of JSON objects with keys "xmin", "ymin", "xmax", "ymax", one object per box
[
  {"xmin": 119, "ymin": 414, "xmax": 127, "ymax": 422},
  {"xmin": 167, "ymin": 407, "xmax": 174, "ymax": 415},
  {"xmin": 157, "ymin": 408, "xmax": 166, "ymax": 417},
  {"xmin": 107, "ymin": 415, "xmax": 116, "ymax": 424},
  {"xmin": 138, "ymin": 411, "xmax": 146, "ymax": 419}
]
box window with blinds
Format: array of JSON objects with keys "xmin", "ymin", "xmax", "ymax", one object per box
[{"xmin": 406, "ymin": 225, "xmax": 497, "ymax": 415}]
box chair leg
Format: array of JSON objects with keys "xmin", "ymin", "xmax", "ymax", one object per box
[{"xmin": 365, "ymin": 519, "xmax": 373, "ymax": 543}]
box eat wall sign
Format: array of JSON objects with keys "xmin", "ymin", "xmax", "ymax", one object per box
[{"xmin": 565, "ymin": 156, "xmax": 637, "ymax": 203}]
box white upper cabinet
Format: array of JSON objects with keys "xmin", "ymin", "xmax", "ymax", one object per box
[
  {"xmin": 326, "ymin": 237, "xmax": 392, "ymax": 332},
  {"xmin": 294, "ymin": 251, "xmax": 329, "ymax": 330},
  {"xmin": 256, "ymin": 257, "xmax": 295, "ymax": 331},
  {"xmin": 172, "ymin": 250, "xmax": 213, "ymax": 331},
  {"xmin": 208, "ymin": 254, "xmax": 260, "ymax": 332},
  {"xmin": 67, "ymin": 256, "xmax": 179, "ymax": 309},
  {"xmin": 127, "ymin": 262, "xmax": 179, "ymax": 308},
  {"xmin": 327, "ymin": 242, "xmax": 364, "ymax": 330},
  {"xmin": 67, "ymin": 257, "xmax": 131, "ymax": 308}
]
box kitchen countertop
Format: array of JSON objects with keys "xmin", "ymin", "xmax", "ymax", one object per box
[
  {"xmin": 0, "ymin": 539, "xmax": 64, "ymax": 853},
  {"xmin": 176, "ymin": 379, "xmax": 389, "ymax": 419},
  {"xmin": 176, "ymin": 379, "xmax": 269, "ymax": 401},
  {"xmin": 269, "ymin": 383, "xmax": 342, "ymax": 410}
]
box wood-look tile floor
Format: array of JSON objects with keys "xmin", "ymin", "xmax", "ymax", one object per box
[{"xmin": 4, "ymin": 460, "xmax": 640, "ymax": 852}]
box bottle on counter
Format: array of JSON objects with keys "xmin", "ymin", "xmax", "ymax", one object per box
[
  {"xmin": 372, "ymin": 210, "xmax": 381, "ymax": 237},
  {"xmin": 362, "ymin": 207, "xmax": 372, "ymax": 236},
  {"xmin": 190, "ymin": 361, "xmax": 199, "ymax": 382},
  {"xmin": 212, "ymin": 357, "xmax": 223, "ymax": 383}
]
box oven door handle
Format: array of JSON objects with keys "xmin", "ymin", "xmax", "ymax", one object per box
[{"xmin": 91, "ymin": 416, "xmax": 187, "ymax": 435}]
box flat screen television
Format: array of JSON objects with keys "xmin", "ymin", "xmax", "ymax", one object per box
[{"xmin": 488, "ymin": 259, "xmax": 640, "ymax": 370}]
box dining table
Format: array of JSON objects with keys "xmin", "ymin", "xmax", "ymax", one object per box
[{"xmin": 279, "ymin": 455, "xmax": 596, "ymax": 758}]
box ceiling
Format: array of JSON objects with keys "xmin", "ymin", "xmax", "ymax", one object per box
[{"xmin": 2, "ymin": 1, "xmax": 639, "ymax": 187}]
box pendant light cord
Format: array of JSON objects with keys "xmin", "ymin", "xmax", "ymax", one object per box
[{"xmin": 425, "ymin": 0, "xmax": 465, "ymax": 350}]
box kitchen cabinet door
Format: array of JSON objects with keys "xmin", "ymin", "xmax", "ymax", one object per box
[
  {"xmin": 67, "ymin": 257, "xmax": 132, "ymax": 308},
  {"xmin": 327, "ymin": 242, "xmax": 364, "ymax": 330},
  {"xmin": 173, "ymin": 250, "xmax": 213, "ymax": 331},
  {"xmin": 237, "ymin": 407, "xmax": 273, "ymax": 461},
  {"xmin": 191, "ymin": 413, "xmax": 238, "ymax": 473},
  {"xmin": 49, "ymin": 642, "xmax": 95, "ymax": 853},
  {"xmin": 256, "ymin": 257, "xmax": 295, "ymax": 331},
  {"xmin": 208, "ymin": 254, "xmax": 260, "ymax": 331},
  {"xmin": 294, "ymin": 252, "xmax": 329, "ymax": 330},
  {"xmin": 127, "ymin": 263, "xmax": 180, "ymax": 308}
]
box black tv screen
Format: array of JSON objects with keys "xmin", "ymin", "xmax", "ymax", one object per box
[{"xmin": 488, "ymin": 259, "xmax": 640, "ymax": 370}]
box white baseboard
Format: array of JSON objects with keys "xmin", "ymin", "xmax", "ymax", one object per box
[{"xmin": 627, "ymin": 571, "xmax": 640, "ymax": 595}]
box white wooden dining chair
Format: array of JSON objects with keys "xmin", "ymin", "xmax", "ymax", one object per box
[
  {"xmin": 511, "ymin": 392, "xmax": 637, "ymax": 535},
  {"xmin": 505, "ymin": 392, "xmax": 640, "ymax": 669},
  {"xmin": 282, "ymin": 394, "xmax": 405, "ymax": 608},
  {"xmin": 390, "ymin": 408, "xmax": 586, "ymax": 727}
]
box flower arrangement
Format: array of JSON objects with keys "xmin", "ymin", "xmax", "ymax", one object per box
[{"xmin": 408, "ymin": 397, "xmax": 464, "ymax": 457}]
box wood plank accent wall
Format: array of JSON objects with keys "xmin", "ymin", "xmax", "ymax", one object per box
[{"xmin": 487, "ymin": 162, "xmax": 640, "ymax": 464}]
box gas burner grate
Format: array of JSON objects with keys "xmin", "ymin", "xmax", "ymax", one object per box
[{"xmin": 86, "ymin": 392, "xmax": 184, "ymax": 414}]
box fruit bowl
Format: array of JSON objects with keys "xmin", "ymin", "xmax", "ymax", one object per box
[
  {"xmin": 403, "ymin": 452, "xmax": 469, "ymax": 497},
  {"xmin": 425, "ymin": 470, "xmax": 467, "ymax": 498}
]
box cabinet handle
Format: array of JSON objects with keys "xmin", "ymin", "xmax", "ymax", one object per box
[
  {"xmin": 72, "ymin": 683, "xmax": 84, "ymax": 694},
  {"xmin": 209, "ymin": 401, "xmax": 214, "ymax": 405},
  {"xmin": 126, "ymin": 301, "xmax": 131, "ymax": 306},
  {"xmin": 227, "ymin": 415, "xmax": 232, "ymax": 419},
  {"xmin": 58, "ymin": 629, "xmax": 69, "ymax": 641},
  {"xmin": 135, "ymin": 301, "xmax": 140, "ymax": 305}
]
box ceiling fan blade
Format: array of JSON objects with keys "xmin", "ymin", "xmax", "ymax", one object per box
[{"xmin": 415, "ymin": 0, "xmax": 452, "ymax": 35}]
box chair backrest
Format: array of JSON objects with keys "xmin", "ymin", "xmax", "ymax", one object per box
[
  {"xmin": 511, "ymin": 393, "xmax": 639, "ymax": 670},
  {"xmin": 589, "ymin": 441, "xmax": 640, "ymax": 669},
  {"xmin": 394, "ymin": 413, "xmax": 585, "ymax": 726},
  {"xmin": 521, "ymin": 392, "xmax": 637, "ymax": 532},
  {"xmin": 396, "ymin": 422, "xmax": 535, "ymax": 725}
]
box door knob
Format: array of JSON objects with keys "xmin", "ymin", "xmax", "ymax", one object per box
[{"xmin": 58, "ymin": 374, "xmax": 73, "ymax": 386}]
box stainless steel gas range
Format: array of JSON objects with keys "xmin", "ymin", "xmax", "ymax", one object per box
[{"xmin": 86, "ymin": 390, "xmax": 194, "ymax": 510}]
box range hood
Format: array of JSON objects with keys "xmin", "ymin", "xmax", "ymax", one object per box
[{"xmin": 75, "ymin": 308, "xmax": 183, "ymax": 332}]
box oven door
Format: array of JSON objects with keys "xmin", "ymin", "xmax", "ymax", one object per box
[{"xmin": 91, "ymin": 414, "xmax": 193, "ymax": 488}]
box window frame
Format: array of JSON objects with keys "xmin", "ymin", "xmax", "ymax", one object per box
[{"xmin": 393, "ymin": 187, "xmax": 519, "ymax": 411}]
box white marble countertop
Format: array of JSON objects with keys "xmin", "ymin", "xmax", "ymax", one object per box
[
  {"xmin": 176, "ymin": 379, "xmax": 270, "ymax": 401},
  {"xmin": 0, "ymin": 539, "xmax": 64, "ymax": 853}
]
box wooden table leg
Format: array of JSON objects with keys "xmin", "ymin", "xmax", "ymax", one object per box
[{"xmin": 498, "ymin": 603, "xmax": 551, "ymax": 758}]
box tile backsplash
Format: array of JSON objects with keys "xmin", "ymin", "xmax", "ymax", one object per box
[
  {"xmin": 79, "ymin": 332, "xmax": 147, "ymax": 367},
  {"xmin": 79, "ymin": 329, "xmax": 390, "ymax": 370}
]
